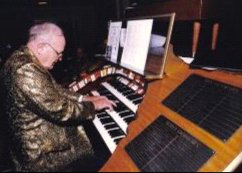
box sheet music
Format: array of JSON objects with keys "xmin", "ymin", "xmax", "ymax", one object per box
[
  {"xmin": 106, "ymin": 22, "xmax": 122, "ymax": 63},
  {"xmin": 120, "ymin": 28, "xmax": 127, "ymax": 48},
  {"xmin": 121, "ymin": 19, "xmax": 153, "ymax": 75}
]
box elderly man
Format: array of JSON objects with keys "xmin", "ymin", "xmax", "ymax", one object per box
[{"xmin": 0, "ymin": 22, "xmax": 115, "ymax": 171}]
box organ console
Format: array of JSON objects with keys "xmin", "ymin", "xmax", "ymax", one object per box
[
  {"xmin": 69, "ymin": 64, "xmax": 147, "ymax": 154},
  {"xmin": 69, "ymin": 45, "xmax": 242, "ymax": 172}
]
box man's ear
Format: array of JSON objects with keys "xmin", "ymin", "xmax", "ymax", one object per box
[{"xmin": 36, "ymin": 43, "xmax": 46, "ymax": 55}]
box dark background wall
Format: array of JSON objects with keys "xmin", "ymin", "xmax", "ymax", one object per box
[{"xmin": 0, "ymin": 0, "xmax": 118, "ymax": 60}]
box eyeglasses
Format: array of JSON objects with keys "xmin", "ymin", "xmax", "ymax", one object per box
[{"xmin": 45, "ymin": 43, "xmax": 63, "ymax": 58}]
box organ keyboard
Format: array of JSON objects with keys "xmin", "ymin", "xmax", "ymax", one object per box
[{"xmin": 69, "ymin": 65, "xmax": 147, "ymax": 154}]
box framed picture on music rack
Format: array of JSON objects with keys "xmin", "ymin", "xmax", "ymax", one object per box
[
  {"xmin": 143, "ymin": 13, "xmax": 175, "ymax": 79},
  {"xmin": 105, "ymin": 13, "xmax": 175, "ymax": 79}
]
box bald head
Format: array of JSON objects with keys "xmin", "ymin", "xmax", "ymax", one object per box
[
  {"xmin": 28, "ymin": 22, "xmax": 64, "ymax": 44},
  {"xmin": 27, "ymin": 22, "xmax": 66, "ymax": 70}
]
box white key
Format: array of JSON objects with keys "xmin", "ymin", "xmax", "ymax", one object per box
[
  {"xmin": 93, "ymin": 117, "xmax": 117, "ymax": 153},
  {"xmin": 91, "ymin": 90, "xmax": 100, "ymax": 96},
  {"xmin": 91, "ymin": 74, "xmax": 96, "ymax": 82},
  {"xmin": 102, "ymin": 82, "xmax": 138, "ymax": 113},
  {"xmin": 78, "ymin": 81, "xmax": 85, "ymax": 89},
  {"xmin": 106, "ymin": 109, "xmax": 128, "ymax": 134}
]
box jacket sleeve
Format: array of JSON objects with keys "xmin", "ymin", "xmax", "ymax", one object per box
[
  {"xmin": 55, "ymin": 82, "xmax": 82, "ymax": 102},
  {"xmin": 15, "ymin": 63, "xmax": 95, "ymax": 123}
]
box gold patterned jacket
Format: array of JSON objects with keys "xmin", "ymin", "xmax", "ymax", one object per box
[{"xmin": 0, "ymin": 46, "xmax": 96, "ymax": 171}]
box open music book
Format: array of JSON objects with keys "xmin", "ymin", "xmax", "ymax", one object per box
[{"xmin": 121, "ymin": 19, "xmax": 153, "ymax": 75}]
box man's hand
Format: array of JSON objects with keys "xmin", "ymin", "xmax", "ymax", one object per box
[{"xmin": 83, "ymin": 96, "xmax": 116, "ymax": 111}]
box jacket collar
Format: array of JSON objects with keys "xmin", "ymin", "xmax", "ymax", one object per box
[{"xmin": 20, "ymin": 46, "xmax": 47, "ymax": 71}]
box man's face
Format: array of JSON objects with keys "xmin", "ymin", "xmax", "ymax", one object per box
[{"xmin": 39, "ymin": 35, "xmax": 66, "ymax": 70}]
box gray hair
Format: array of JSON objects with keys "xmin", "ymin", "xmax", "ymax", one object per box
[{"xmin": 28, "ymin": 22, "xmax": 64, "ymax": 43}]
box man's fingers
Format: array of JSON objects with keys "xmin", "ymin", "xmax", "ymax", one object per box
[
  {"xmin": 97, "ymin": 96, "xmax": 107, "ymax": 100},
  {"xmin": 97, "ymin": 97, "xmax": 117, "ymax": 107},
  {"xmin": 103, "ymin": 100, "xmax": 115, "ymax": 110},
  {"xmin": 83, "ymin": 96, "xmax": 107, "ymax": 102},
  {"xmin": 110, "ymin": 100, "xmax": 117, "ymax": 108},
  {"xmin": 89, "ymin": 95, "xmax": 119, "ymax": 111}
]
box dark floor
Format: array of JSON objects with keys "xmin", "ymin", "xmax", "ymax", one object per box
[{"xmin": 0, "ymin": 133, "xmax": 13, "ymax": 171}]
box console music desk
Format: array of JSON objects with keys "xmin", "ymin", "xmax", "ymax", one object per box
[{"xmin": 100, "ymin": 47, "xmax": 242, "ymax": 172}]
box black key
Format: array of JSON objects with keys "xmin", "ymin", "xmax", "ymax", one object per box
[
  {"xmin": 106, "ymin": 95, "xmax": 117, "ymax": 100},
  {"xmin": 114, "ymin": 106, "xmax": 127, "ymax": 113},
  {"xmin": 120, "ymin": 111, "xmax": 134, "ymax": 118},
  {"xmin": 114, "ymin": 103, "xmax": 127, "ymax": 112},
  {"xmin": 96, "ymin": 110, "xmax": 106, "ymax": 114},
  {"xmin": 97, "ymin": 113, "xmax": 109, "ymax": 119},
  {"xmin": 133, "ymin": 98, "xmax": 143, "ymax": 105},
  {"xmin": 122, "ymin": 90, "xmax": 135, "ymax": 96},
  {"xmin": 124, "ymin": 117, "xmax": 135, "ymax": 123},
  {"xmin": 105, "ymin": 124, "xmax": 119, "ymax": 130},
  {"xmin": 116, "ymin": 102, "xmax": 127, "ymax": 109},
  {"xmin": 97, "ymin": 88, "xmax": 110, "ymax": 95},
  {"xmin": 100, "ymin": 118, "xmax": 114, "ymax": 124},
  {"xmin": 114, "ymin": 107, "xmax": 125, "ymax": 113},
  {"xmin": 108, "ymin": 129, "xmax": 125, "ymax": 138},
  {"xmin": 98, "ymin": 91, "xmax": 108, "ymax": 95},
  {"xmin": 117, "ymin": 86, "xmax": 130, "ymax": 92},
  {"xmin": 109, "ymin": 81, "xmax": 129, "ymax": 91},
  {"xmin": 127, "ymin": 94, "xmax": 142, "ymax": 100},
  {"xmin": 97, "ymin": 87, "xmax": 108, "ymax": 92}
]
